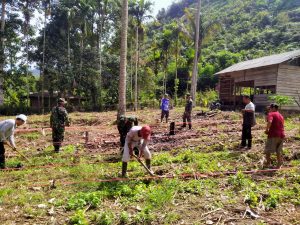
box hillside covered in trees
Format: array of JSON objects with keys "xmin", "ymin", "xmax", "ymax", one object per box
[{"xmin": 0, "ymin": 0, "xmax": 299, "ymax": 113}]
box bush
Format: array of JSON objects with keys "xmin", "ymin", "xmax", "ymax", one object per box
[{"xmin": 69, "ymin": 210, "xmax": 89, "ymax": 225}]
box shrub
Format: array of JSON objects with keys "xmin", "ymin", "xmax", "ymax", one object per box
[{"xmin": 69, "ymin": 210, "xmax": 89, "ymax": 225}]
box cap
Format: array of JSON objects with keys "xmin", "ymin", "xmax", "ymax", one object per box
[
  {"xmin": 58, "ymin": 98, "xmax": 67, "ymax": 103},
  {"xmin": 16, "ymin": 114, "xmax": 27, "ymax": 123},
  {"xmin": 140, "ymin": 125, "xmax": 151, "ymax": 140}
]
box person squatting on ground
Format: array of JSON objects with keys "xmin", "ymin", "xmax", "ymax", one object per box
[
  {"xmin": 50, "ymin": 98, "xmax": 70, "ymax": 153},
  {"xmin": 182, "ymin": 94, "xmax": 193, "ymax": 129},
  {"xmin": 117, "ymin": 115, "xmax": 138, "ymax": 150},
  {"xmin": 0, "ymin": 114, "xmax": 27, "ymax": 169},
  {"xmin": 121, "ymin": 125, "xmax": 152, "ymax": 177},
  {"xmin": 264, "ymin": 103, "xmax": 285, "ymax": 168},
  {"xmin": 161, "ymin": 94, "xmax": 170, "ymax": 123},
  {"xmin": 241, "ymin": 95, "xmax": 255, "ymax": 149}
]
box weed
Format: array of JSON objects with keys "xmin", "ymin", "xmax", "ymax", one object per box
[
  {"xmin": 119, "ymin": 211, "xmax": 130, "ymax": 224},
  {"xmin": 134, "ymin": 207, "xmax": 156, "ymax": 224},
  {"xmin": 92, "ymin": 211, "xmax": 115, "ymax": 225},
  {"xmin": 244, "ymin": 191, "xmax": 259, "ymax": 207},
  {"xmin": 228, "ymin": 172, "xmax": 251, "ymax": 191},
  {"xmin": 69, "ymin": 210, "xmax": 89, "ymax": 225},
  {"xmin": 67, "ymin": 192, "xmax": 102, "ymax": 210}
]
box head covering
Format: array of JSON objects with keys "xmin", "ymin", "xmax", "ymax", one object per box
[
  {"xmin": 141, "ymin": 125, "xmax": 151, "ymax": 140},
  {"xmin": 16, "ymin": 114, "xmax": 27, "ymax": 123},
  {"xmin": 58, "ymin": 98, "xmax": 67, "ymax": 104}
]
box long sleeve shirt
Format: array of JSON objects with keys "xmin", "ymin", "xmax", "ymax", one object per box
[{"xmin": 0, "ymin": 119, "xmax": 16, "ymax": 148}]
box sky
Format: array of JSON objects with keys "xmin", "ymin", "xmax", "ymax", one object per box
[{"xmin": 152, "ymin": 0, "xmax": 175, "ymax": 16}]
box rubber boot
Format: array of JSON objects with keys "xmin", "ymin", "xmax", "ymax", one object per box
[
  {"xmin": 247, "ymin": 139, "xmax": 252, "ymax": 149},
  {"xmin": 188, "ymin": 123, "xmax": 192, "ymax": 130},
  {"xmin": 0, "ymin": 154, "xmax": 5, "ymax": 169},
  {"xmin": 122, "ymin": 162, "xmax": 128, "ymax": 177},
  {"xmin": 182, "ymin": 122, "xmax": 186, "ymax": 128},
  {"xmin": 146, "ymin": 159, "xmax": 151, "ymax": 170},
  {"xmin": 54, "ymin": 145, "xmax": 60, "ymax": 153}
]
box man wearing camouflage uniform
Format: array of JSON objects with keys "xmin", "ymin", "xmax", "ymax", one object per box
[
  {"xmin": 117, "ymin": 115, "xmax": 138, "ymax": 149},
  {"xmin": 182, "ymin": 94, "xmax": 193, "ymax": 129},
  {"xmin": 50, "ymin": 98, "xmax": 70, "ymax": 153}
]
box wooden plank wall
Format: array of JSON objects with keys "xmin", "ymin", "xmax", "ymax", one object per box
[
  {"xmin": 219, "ymin": 75, "xmax": 234, "ymax": 104},
  {"xmin": 277, "ymin": 63, "xmax": 300, "ymax": 110}
]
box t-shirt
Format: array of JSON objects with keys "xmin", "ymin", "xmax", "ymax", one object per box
[
  {"xmin": 267, "ymin": 111, "xmax": 285, "ymax": 138},
  {"xmin": 0, "ymin": 119, "xmax": 16, "ymax": 147},
  {"xmin": 161, "ymin": 98, "xmax": 170, "ymax": 111},
  {"xmin": 185, "ymin": 99, "xmax": 193, "ymax": 113},
  {"xmin": 243, "ymin": 102, "xmax": 255, "ymax": 126},
  {"xmin": 126, "ymin": 126, "xmax": 148, "ymax": 150},
  {"xmin": 245, "ymin": 102, "xmax": 255, "ymax": 111}
]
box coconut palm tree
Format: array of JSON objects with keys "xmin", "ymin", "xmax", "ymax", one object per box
[
  {"xmin": 118, "ymin": 0, "xmax": 128, "ymax": 117},
  {"xmin": 191, "ymin": 0, "xmax": 201, "ymax": 105}
]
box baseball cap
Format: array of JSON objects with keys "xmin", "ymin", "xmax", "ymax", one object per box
[
  {"xmin": 141, "ymin": 125, "xmax": 151, "ymax": 140},
  {"xmin": 58, "ymin": 98, "xmax": 67, "ymax": 103},
  {"xmin": 16, "ymin": 114, "xmax": 27, "ymax": 123}
]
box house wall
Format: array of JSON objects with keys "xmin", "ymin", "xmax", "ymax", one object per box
[
  {"xmin": 219, "ymin": 65, "xmax": 278, "ymax": 109},
  {"xmin": 277, "ymin": 63, "xmax": 300, "ymax": 110}
]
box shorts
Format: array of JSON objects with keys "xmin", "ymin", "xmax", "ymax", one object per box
[
  {"xmin": 265, "ymin": 137, "xmax": 284, "ymax": 154},
  {"xmin": 161, "ymin": 110, "xmax": 169, "ymax": 118},
  {"xmin": 122, "ymin": 140, "xmax": 151, "ymax": 162}
]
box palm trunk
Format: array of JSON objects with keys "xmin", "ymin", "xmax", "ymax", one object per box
[
  {"xmin": 0, "ymin": 0, "xmax": 6, "ymax": 105},
  {"xmin": 41, "ymin": 5, "xmax": 47, "ymax": 114},
  {"xmin": 130, "ymin": 40, "xmax": 133, "ymax": 104},
  {"xmin": 174, "ymin": 34, "xmax": 179, "ymax": 106},
  {"xmin": 190, "ymin": 0, "xmax": 201, "ymax": 105},
  {"xmin": 118, "ymin": 0, "xmax": 128, "ymax": 118},
  {"xmin": 134, "ymin": 26, "xmax": 138, "ymax": 111},
  {"xmin": 98, "ymin": 12, "xmax": 104, "ymax": 110},
  {"xmin": 25, "ymin": 0, "xmax": 30, "ymax": 107}
]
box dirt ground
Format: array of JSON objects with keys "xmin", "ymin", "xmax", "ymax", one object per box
[{"xmin": 0, "ymin": 108, "xmax": 299, "ymax": 225}]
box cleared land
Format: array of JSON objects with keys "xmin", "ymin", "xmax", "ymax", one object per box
[{"xmin": 0, "ymin": 108, "xmax": 299, "ymax": 225}]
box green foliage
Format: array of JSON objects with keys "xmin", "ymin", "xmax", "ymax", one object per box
[
  {"xmin": 67, "ymin": 192, "xmax": 102, "ymax": 211},
  {"xmin": 268, "ymin": 95, "xmax": 294, "ymax": 108},
  {"xmin": 92, "ymin": 211, "xmax": 114, "ymax": 225},
  {"xmin": 228, "ymin": 172, "xmax": 251, "ymax": 190},
  {"xmin": 197, "ymin": 89, "xmax": 218, "ymax": 107},
  {"xmin": 69, "ymin": 210, "xmax": 89, "ymax": 225}
]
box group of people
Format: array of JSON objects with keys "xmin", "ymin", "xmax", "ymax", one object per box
[
  {"xmin": 241, "ymin": 95, "xmax": 285, "ymax": 168},
  {"xmin": 0, "ymin": 95, "xmax": 285, "ymax": 173},
  {"xmin": 160, "ymin": 93, "xmax": 193, "ymax": 129}
]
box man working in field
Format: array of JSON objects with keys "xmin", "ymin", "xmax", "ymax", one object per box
[
  {"xmin": 264, "ymin": 103, "xmax": 285, "ymax": 168},
  {"xmin": 241, "ymin": 95, "xmax": 255, "ymax": 149},
  {"xmin": 117, "ymin": 115, "xmax": 138, "ymax": 151},
  {"xmin": 121, "ymin": 125, "xmax": 152, "ymax": 177},
  {"xmin": 50, "ymin": 98, "xmax": 70, "ymax": 153},
  {"xmin": 0, "ymin": 114, "xmax": 27, "ymax": 169},
  {"xmin": 161, "ymin": 94, "xmax": 170, "ymax": 123},
  {"xmin": 182, "ymin": 94, "xmax": 193, "ymax": 129}
]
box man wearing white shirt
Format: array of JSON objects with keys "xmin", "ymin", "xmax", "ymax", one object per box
[
  {"xmin": 122, "ymin": 125, "xmax": 152, "ymax": 177},
  {"xmin": 241, "ymin": 95, "xmax": 255, "ymax": 149},
  {"xmin": 0, "ymin": 114, "xmax": 27, "ymax": 168}
]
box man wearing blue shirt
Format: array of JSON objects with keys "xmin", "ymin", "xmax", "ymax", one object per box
[{"xmin": 161, "ymin": 94, "xmax": 170, "ymax": 123}]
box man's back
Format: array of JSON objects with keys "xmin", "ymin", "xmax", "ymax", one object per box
[
  {"xmin": 50, "ymin": 106, "xmax": 69, "ymax": 128},
  {"xmin": 268, "ymin": 111, "xmax": 285, "ymax": 138}
]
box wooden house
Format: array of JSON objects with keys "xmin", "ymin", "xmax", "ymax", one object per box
[{"xmin": 215, "ymin": 50, "xmax": 300, "ymax": 111}]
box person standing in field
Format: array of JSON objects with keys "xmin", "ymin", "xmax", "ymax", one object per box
[
  {"xmin": 264, "ymin": 103, "xmax": 285, "ymax": 168},
  {"xmin": 182, "ymin": 94, "xmax": 193, "ymax": 129},
  {"xmin": 241, "ymin": 95, "xmax": 255, "ymax": 149},
  {"xmin": 121, "ymin": 125, "xmax": 152, "ymax": 177},
  {"xmin": 117, "ymin": 115, "xmax": 138, "ymax": 150},
  {"xmin": 161, "ymin": 94, "xmax": 170, "ymax": 123},
  {"xmin": 0, "ymin": 114, "xmax": 27, "ymax": 169},
  {"xmin": 50, "ymin": 98, "xmax": 70, "ymax": 153}
]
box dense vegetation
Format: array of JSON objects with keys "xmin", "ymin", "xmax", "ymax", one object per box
[{"xmin": 0, "ymin": 0, "xmax": 299, "ymax": 113}]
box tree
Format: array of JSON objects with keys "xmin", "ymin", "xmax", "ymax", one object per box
[
  {"xmin": 129, "ymin": 0, "xmax": 152, "ymax": 111},
  {"xmin": 190, "ymin": 0, "xmax": 201, "ymax": 105},
  {"xmin": 0, "ymin": 0, "xmax": 7, "ymax": 105},
  {"xmin": 118, "ymin": 0, "xmax": 128, "ymax": 118},
  {"xmin": 268, "ymin": 94, "xmax": 294, "ymax": 109}
]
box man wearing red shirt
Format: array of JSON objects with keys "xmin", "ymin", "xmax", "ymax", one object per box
[{"xmin": 264, "ymin": 103, "xmax": 285, "ymax": 168}]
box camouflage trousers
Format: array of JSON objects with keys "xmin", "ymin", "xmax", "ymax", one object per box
[
  {"xmin": 182, "ymin": 112, "xmax": 192, "ymax": 129},
  {"xmin": 52, "ymin": 127, "xmax": 65, "ymax": 147}
]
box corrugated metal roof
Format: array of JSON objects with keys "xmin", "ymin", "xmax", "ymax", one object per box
[{"xmin": 215, "ymin": 49, "xmax": 300, "ymax": 75}]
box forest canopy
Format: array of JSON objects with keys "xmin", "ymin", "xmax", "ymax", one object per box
[{"xmin": 0, "ymin": 0, "xmax": 299, "ymax": 113}]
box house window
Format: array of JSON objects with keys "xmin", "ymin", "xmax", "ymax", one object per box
[{"xmin": 255, "ymin": 86, "xmax": 276, "ymax": 95}]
